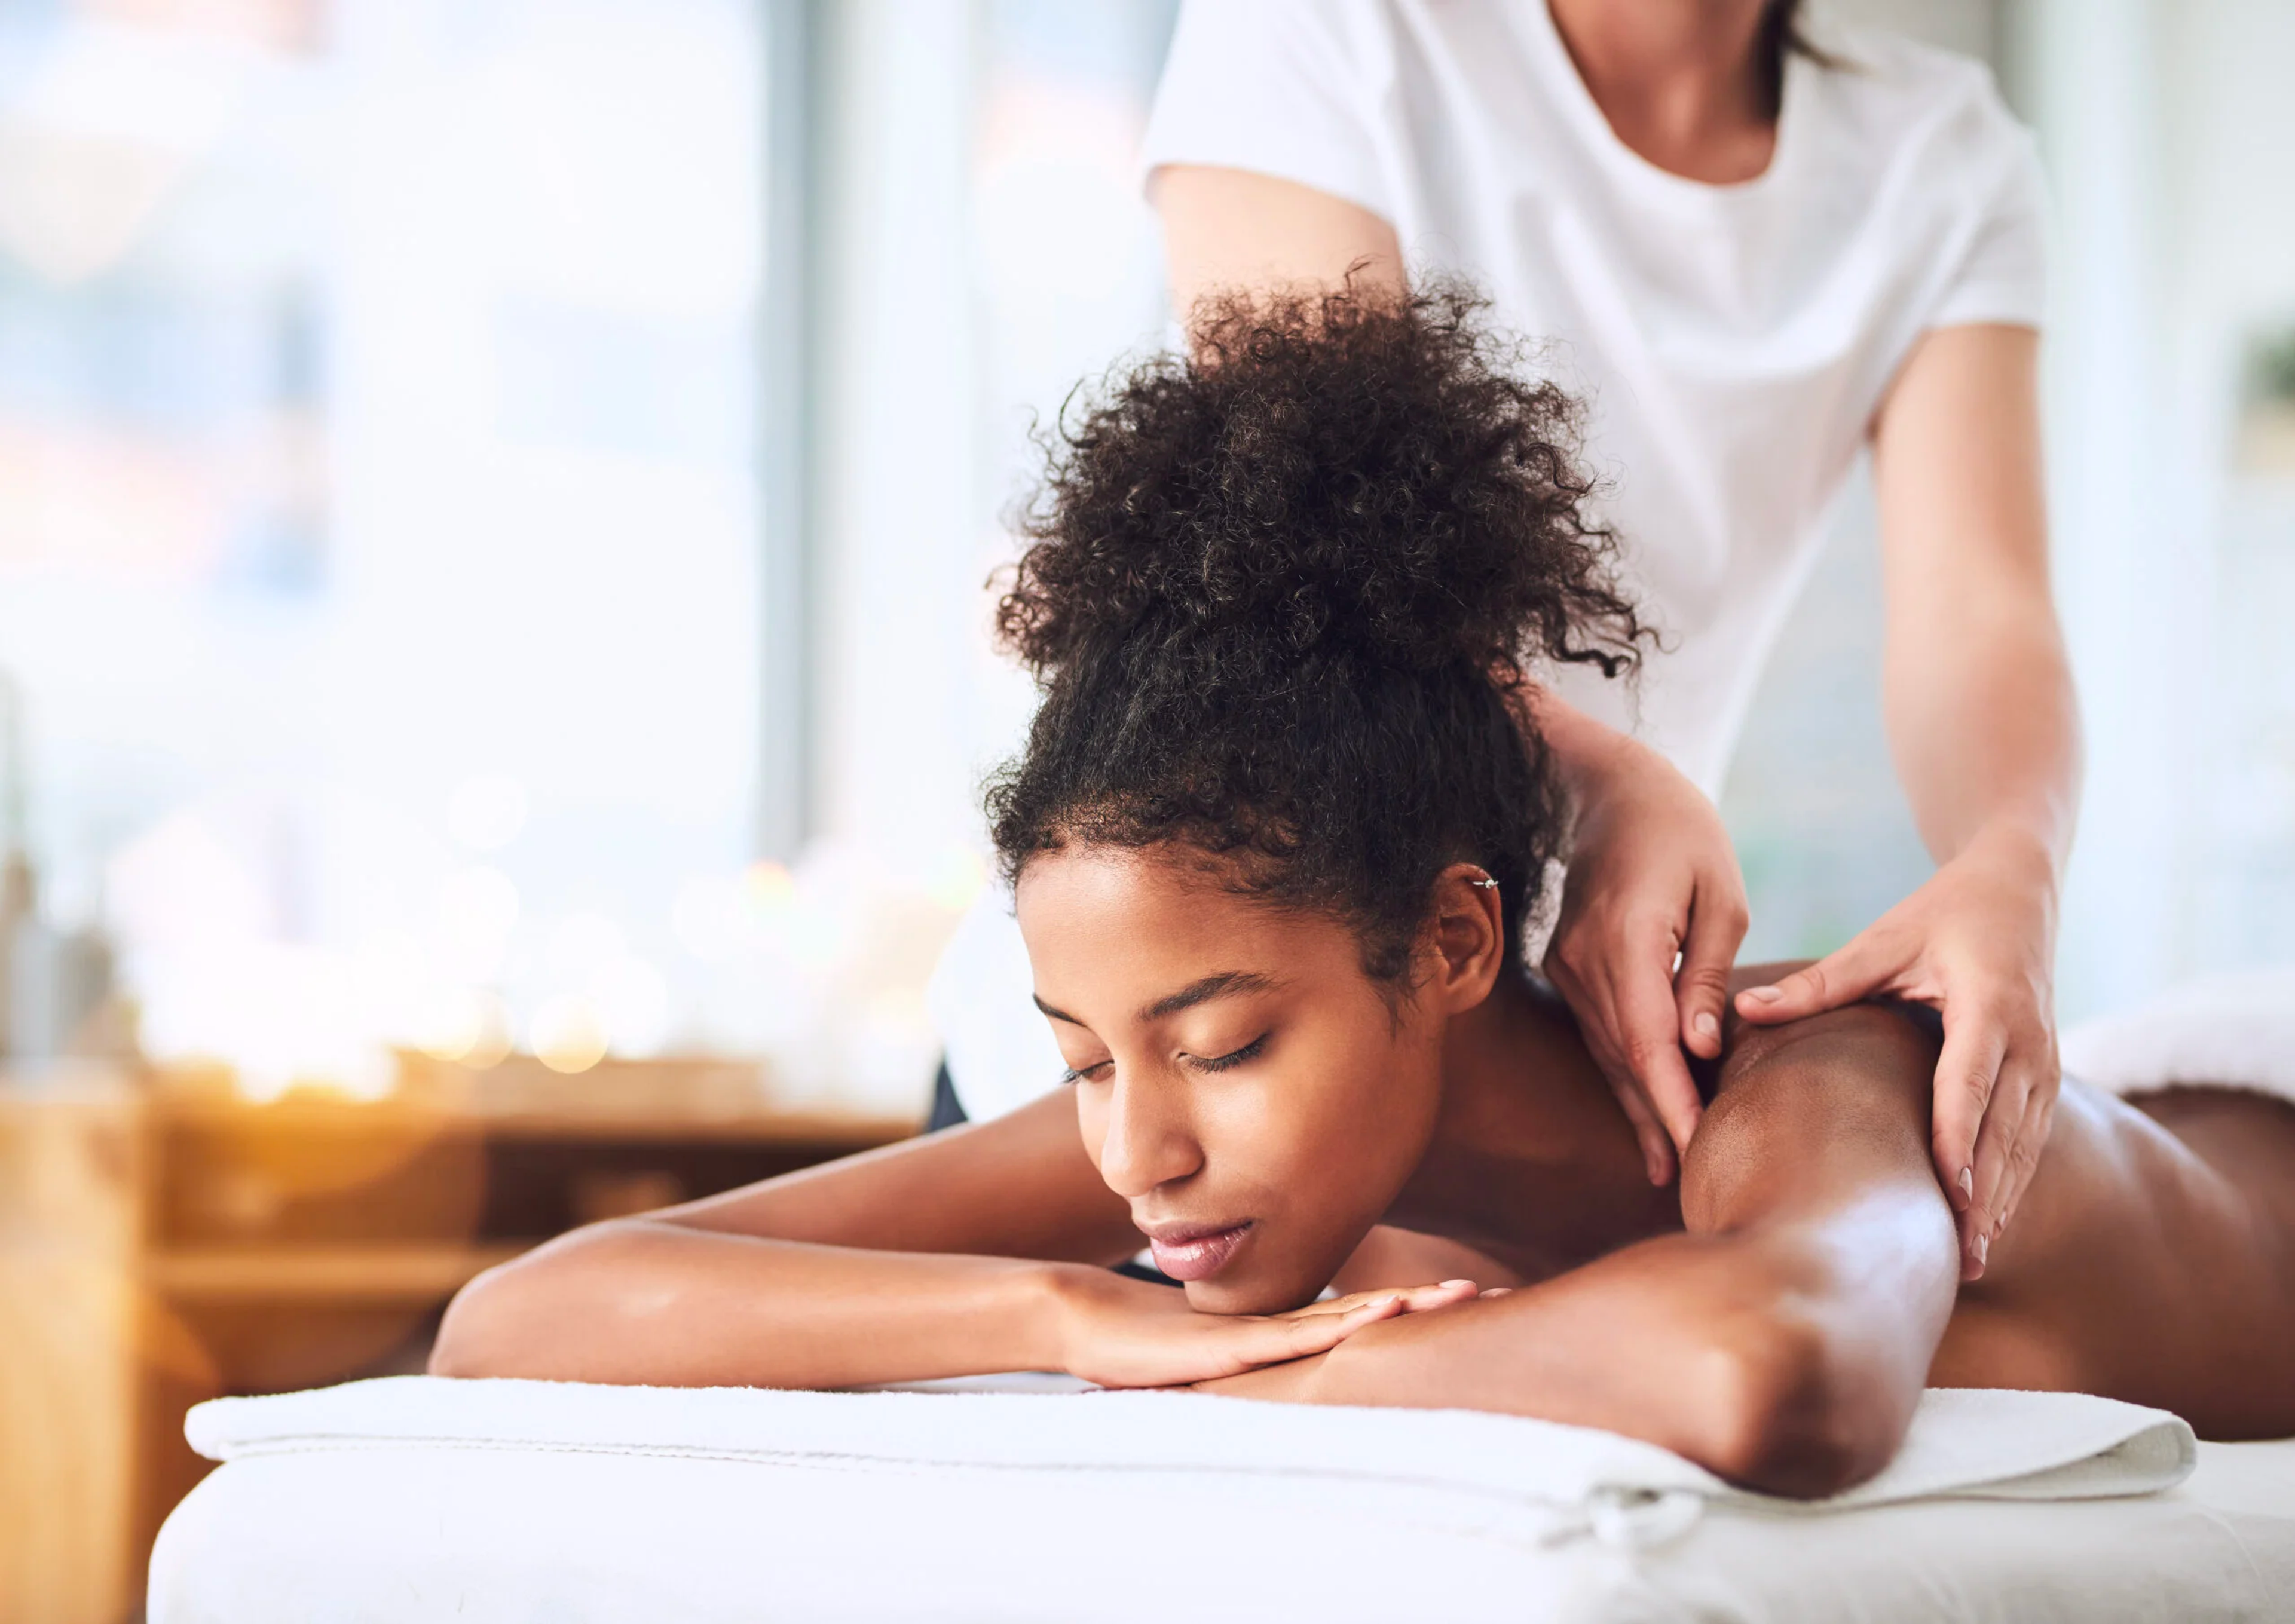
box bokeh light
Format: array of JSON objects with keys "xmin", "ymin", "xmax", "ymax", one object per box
[{"xmin": 529, "ymin": 992, "xmax": 608, "ymax": 1074}]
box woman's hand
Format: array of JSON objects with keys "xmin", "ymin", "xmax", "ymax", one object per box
[
  {"xmin": 1188, "ymin": 1285, "xmax": 1509, "ymax": 1402},
  {"xmin": 1733, "ymin": 825, "xmax": 2060, "ymax": 1281},
  {"xmin": 1540, "ymin": 713, "xmax": 1749, "ymax": 1188},
  {"xmin": 1053, "ymin": 1271, "xmax": 1478, "ymax": 1390}
]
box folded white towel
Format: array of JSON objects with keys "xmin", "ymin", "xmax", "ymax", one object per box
[{"xmin": 187, "ymin": 1376, "xmax": 2194, "ymax": 1551}]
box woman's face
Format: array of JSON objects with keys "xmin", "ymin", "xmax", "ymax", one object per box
[{"xmin": 1014, "ymin": 846, "xmax": 1452, "ymax": 1314}]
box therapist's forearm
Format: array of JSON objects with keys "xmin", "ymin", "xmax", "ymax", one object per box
[
  {"xmin": 1523, "ymin": 682, "xmax": 1623, "ymax": 795},
  {"xmin": 1153, "ymin": 165, "xmax": 1403, "ymax": 323},
  {"xmin": 1874, "ymin": 324, "xmax": 2080, "ymax": 875},
  {"xmin": 1886, "ymin": 622, "xmax": 2080, "ymax": 873}
]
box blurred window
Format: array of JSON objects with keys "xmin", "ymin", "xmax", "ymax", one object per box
[{"xmin": 0, "ymin": 0, "xmax": 773, "ymax": 1090}]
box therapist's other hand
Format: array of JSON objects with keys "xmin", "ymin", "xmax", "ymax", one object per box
[
  {"xmin": 1054, "ymin": 1270, "xmax": 1476, "ymax": 1391},
  {"xmin": 1732, "ymin": 825, "xmax": 2060, "ymax": 1282},
  {"xmin": 1543, "ymin": 733, "xmax": 1748, "ymax": 1188}
]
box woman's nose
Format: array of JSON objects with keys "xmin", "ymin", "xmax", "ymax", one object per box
[{"xmin": 1093, "ymin": 1075, "xmax": 1204, "ymax": 1199}]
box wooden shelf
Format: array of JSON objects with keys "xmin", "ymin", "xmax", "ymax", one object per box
[
  {"xmin": 144, "ymin": 1054, "xmax": 923, "ymax": 1149},
  {"xmin": 5, "ymin": 1066, "xmax": 911, "ymax": 1622},
  {"xmin": 147, "ymin": 1243, "xmax": 530, "ymax": 1303},
  {"xmin": 150, "ymin": 1098, "xmax": 919, "ymax": 1147}
]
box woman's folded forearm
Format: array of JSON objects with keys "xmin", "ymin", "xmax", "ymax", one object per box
[
  {"xmin": 1264, "ymin": 1230, "xmax": 1929, "ymax": 1496},
  {"xmin": 430, "ymin": 1219, "xmax": 1073, "ymax": 1389}
]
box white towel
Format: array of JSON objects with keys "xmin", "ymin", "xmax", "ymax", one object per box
[
  {"xmin": 187, "ymin": 1376, "xmax": 2193, "ymax": 1551},
  {"xmin": 2062, "ymin": 964, "xmax": 2295, "ymax": 1107}
]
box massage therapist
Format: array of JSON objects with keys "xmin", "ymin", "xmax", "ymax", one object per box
[{"xmin": 934, "ymin": 0, "xmax": 2075, "ymax": 1282}]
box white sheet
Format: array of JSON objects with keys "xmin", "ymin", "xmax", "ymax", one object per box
[{"xmin": 152, "ymin": 1376, "xmax": 2295, "ymax": 1623}]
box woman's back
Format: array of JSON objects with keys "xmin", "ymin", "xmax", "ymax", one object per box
[{"xmin": 1927, "ymin": 1078, "xmax": 2295, "ymax": 1438}]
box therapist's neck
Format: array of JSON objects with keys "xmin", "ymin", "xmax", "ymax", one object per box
[{"xmin": 1547, "ymin": 0, "xmax": 1777, "ymax": 185}]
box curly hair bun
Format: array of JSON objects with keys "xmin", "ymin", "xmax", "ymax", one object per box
[
  {"xmin": 987, "ymin": 282, "xmax": 1648, "ymax": 980},
  {"xmin": 996, "ymin": 283, "xmax": 1644, "ymax": 687}
]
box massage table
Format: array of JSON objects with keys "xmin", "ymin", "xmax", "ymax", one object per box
[{"xmin": 150, "ymin": 970, "xmax": 2295, "ymax": 1621}]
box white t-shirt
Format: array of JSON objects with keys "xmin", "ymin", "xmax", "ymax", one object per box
[{"xmin": 931, "ymin": 0, "xmax": 2047, "ymax": 1123}]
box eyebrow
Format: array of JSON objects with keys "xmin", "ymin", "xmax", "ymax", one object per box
[
  {"xmin": 1139, "ymin": 970, "xmax": 1279, "ymax": 1024},
  {"xmin": 1031, "ymin": 971, "xmax": 1280, "ymax": 1032}
]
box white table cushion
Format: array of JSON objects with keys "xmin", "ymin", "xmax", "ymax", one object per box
[{"xmin": 150, "ymin": 1375, "xmax": 2295, "ymax": 1623}]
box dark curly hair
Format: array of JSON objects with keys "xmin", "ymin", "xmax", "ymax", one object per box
[{"xmin": 985, "ymin": 283, "xmax": 1647, "ymax": 982}]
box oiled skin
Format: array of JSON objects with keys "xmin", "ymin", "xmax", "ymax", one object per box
[
  {"xmin": 1330, "ymin": 979, "xmax": 2295, "ymax": 1444},
  {"xmin": 1929, "ymin": 1083, "xmax": 2295, "ymax": 1438}
]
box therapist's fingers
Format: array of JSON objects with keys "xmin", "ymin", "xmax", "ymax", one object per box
[
  {"xmin": 1542, "ymin": 922, "xmax": 1707, "ymax": 1174},
  {"xmin": 1674, "ymin": 877, "xmax": 1748, "ymax": 1061},
  {"xmin": 1613, "ymin": 947, "xmax": 1706, "ymax": 1168},
  {"xmin": 1547, "ymin": 947, "xmax": 1678, "ymax": 1186},
  {"xmin": 1613, "ymin": 1066, "xmax": 1679, "ymax": 1189},
  {"xmin": 1976, "ymin": 1024, "xmax": 2058, "ymax": 1240},
  {"xmin": 1734, "ymin": 929, "xmax": 1901, "ymax": 1025},
  {"xmin": 1929, "ymin": 1001, "xmax": 1994, "ymax": 1218},
  {"xmin": 1574, "ymin": 986, "xmax": 1678, "ymax": 1184},
  {"xmin": 1998, "ymin": 1086, "xmax": 2056, "ymax": 1237},
  {"xmin": 1934, "ymin": 1010, "xmax": 2011, "ymax": 1280}
]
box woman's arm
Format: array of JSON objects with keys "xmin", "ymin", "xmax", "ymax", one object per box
[
  {"xmin": 430, "ymin": 1089, "xmax": 1454, "ymax": 1389},
  {"xmin": 430, "ymin": 1091, "xmax": 1120, "ymax": 1385},
  {"xmin": 1204, "ymin": 985, "xmax": 1959, "ymax": 1498},
  {"xmin": 1735, "ymin": 324, "xmax": 2078, "ymax": 1275},
  {"xmin": 1154, "ymin": 164, "xmax": 1751, "ymax": 1187}
]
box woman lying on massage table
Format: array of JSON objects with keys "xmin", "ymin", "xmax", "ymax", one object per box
[{"xmin": 433, "ymin": 288, "xmax": 2295, "ymax": 1499}]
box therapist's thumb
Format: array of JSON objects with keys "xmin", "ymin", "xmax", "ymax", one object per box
[{"xmin": 1735, "ymin": 933, "xmax": 1897, "ymax": 1025}]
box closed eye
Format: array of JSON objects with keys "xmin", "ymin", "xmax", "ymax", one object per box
[
  {"xmin": 1189, "ymin": 1032, "xmax": 1268, "ymax": 1074},
  {"xmin": 1057, "ymin": 1059, "xmax": 1112, "ymax": 1087}
]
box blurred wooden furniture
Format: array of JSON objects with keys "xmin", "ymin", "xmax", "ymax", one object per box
[{"xmin": 0, "ymin": 1058, "xmax": 915, "ymax": 1624}]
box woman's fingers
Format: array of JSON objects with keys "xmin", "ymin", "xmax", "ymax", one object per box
[
  {"xmin": 1675, "ymin": 877, "xmax": 1750, "ymax": 1061},
  {"xmin": 1075, "ymin": 1274, "xmax": 1486, "ymax": 1390},
  {"xmin": 1281, "ymin": 1280, "xmax": 1477, "ymax": 1320},
  {"xmin": 1385, "ymin": 1279, "xmax": 1478, "ymax": 1313},
  {"xmin": 1735, "ymin": 931, "xmax": 1899, "ymax": 1024},
  {"xmin": 1259, "ymin": 1294, "xmax": 1406, "ymax": 1361}
]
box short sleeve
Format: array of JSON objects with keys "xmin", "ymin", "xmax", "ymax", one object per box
[
  {"xmin": 1140, "ymin": 0, "xmax": 1397, "ymax": 226},
  {"xmin": 1927, "ymin": 119, "xmax": 2049, "ymax": 330}
]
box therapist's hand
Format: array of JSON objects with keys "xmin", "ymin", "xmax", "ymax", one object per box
[
  {"xmin": 1732, "ymin": 824, "xmax": 2060, "ymax": 1282},
  {"xmin": 1541, "ymin": 728, "xmax": 1748, "ymax": 1188}
]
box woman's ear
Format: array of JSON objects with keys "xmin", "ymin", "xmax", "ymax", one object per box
[{"xmin": 1424, "ymin": 864, "xmax": 1508, "ymax": 1014}]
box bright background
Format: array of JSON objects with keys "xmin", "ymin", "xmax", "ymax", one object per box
[{"xmin": 0, "ymin": 0, "xmax": 2289, "ymax": 1111}]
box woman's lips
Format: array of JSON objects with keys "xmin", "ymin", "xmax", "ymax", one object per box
[{"xmin": 1146, "ymin": 1221, "xmax": 1253, "ymax": 1282}]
